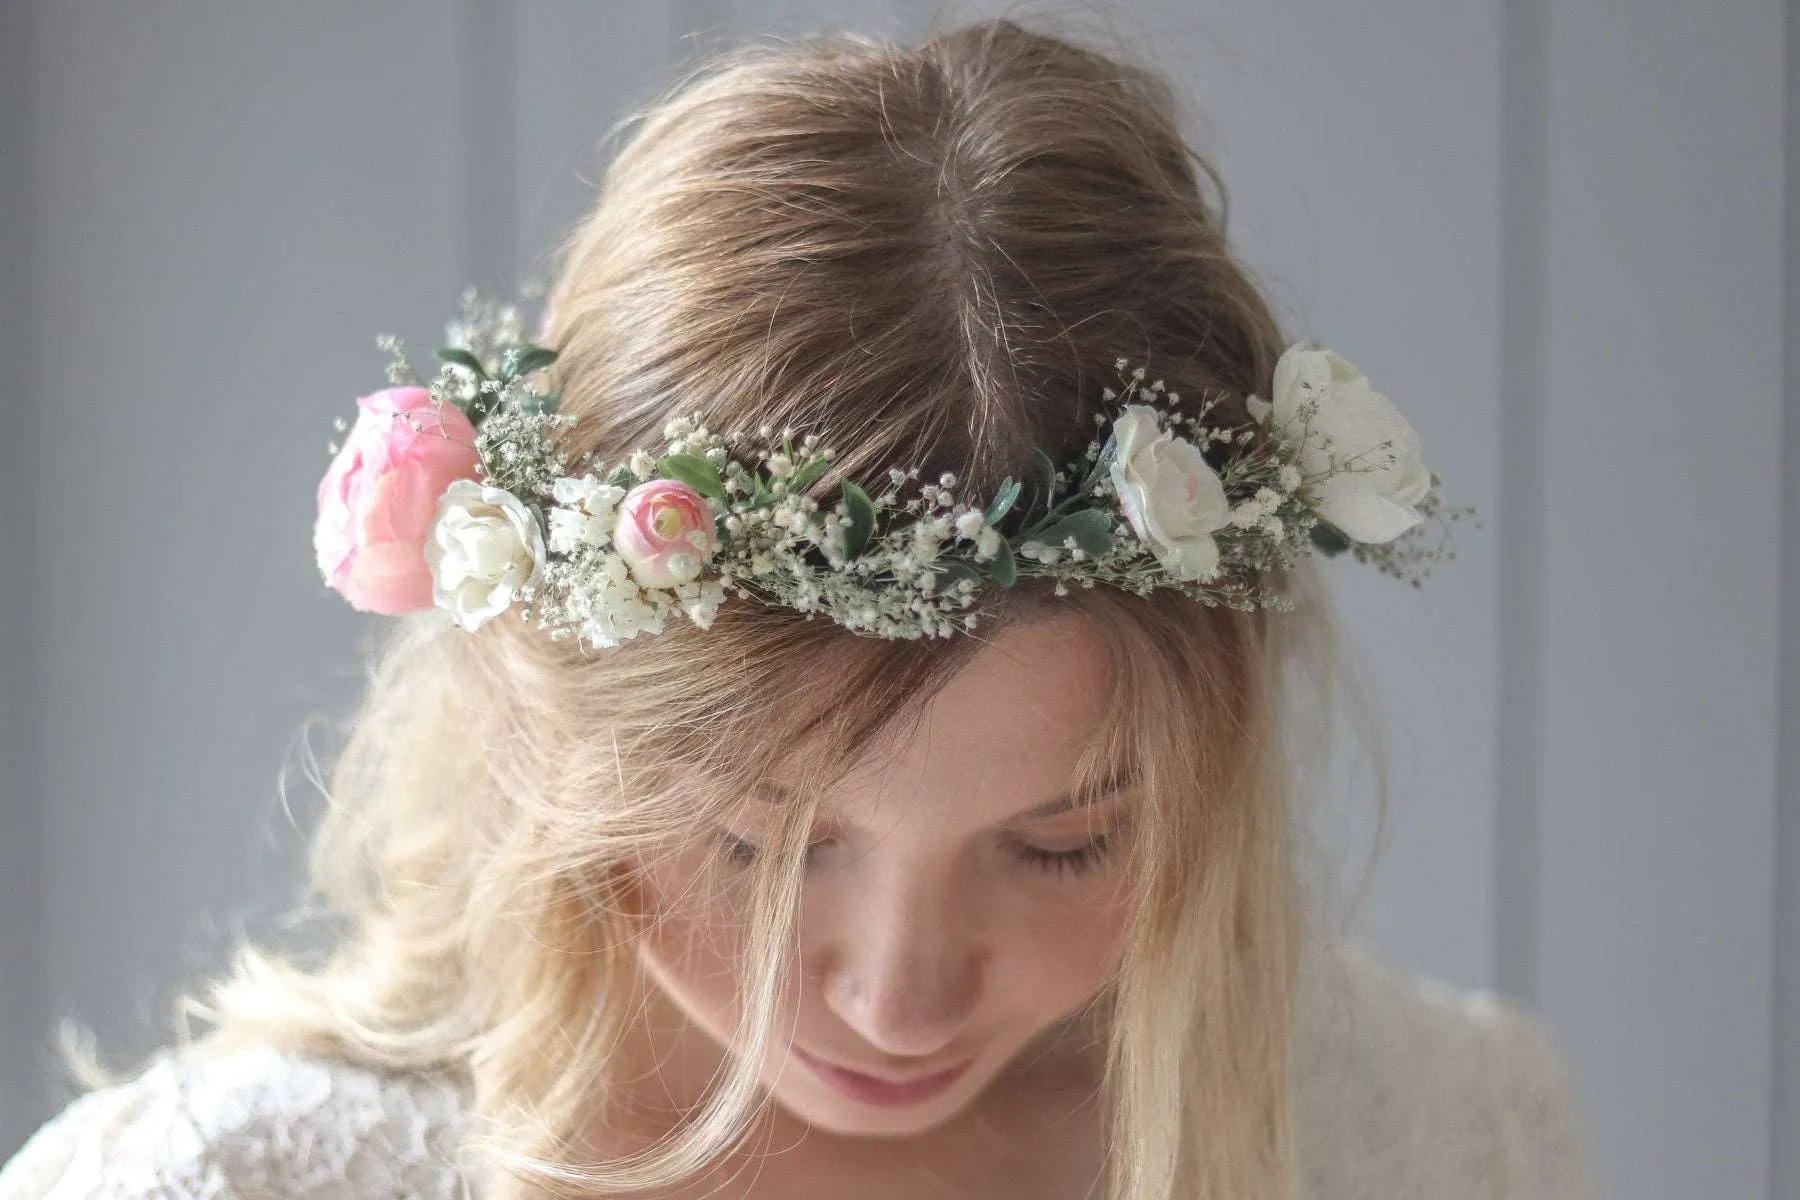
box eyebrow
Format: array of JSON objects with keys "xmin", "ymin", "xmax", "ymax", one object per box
[
  {"xmin": 756, "ymin": 765, "xmax": 1140, "ymax": 826},
  {"xmin": 1009, "ymin": 765, "xmax": 1140, "ymax": 821}
]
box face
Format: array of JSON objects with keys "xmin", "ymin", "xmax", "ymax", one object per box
[{"xmin": 630, "ymin": 614, "xmax": 1139, "ymax": 1140}]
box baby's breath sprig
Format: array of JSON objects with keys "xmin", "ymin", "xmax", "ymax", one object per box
[{"xmin": 1346, "ymin": 484, "xmax": 1479, "ymax": 589}]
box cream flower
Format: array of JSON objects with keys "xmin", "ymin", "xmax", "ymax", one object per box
[
  {"xmin": 1107, "ymin": 405, "xmax": 1230, "ymax": 581},
  {"xmin": 1267, "ymin": 344, "xmax": 1431, "ymax": 544},
  {"xmin": 425, "ymin": 480, "xmax": 546, "ymax": 632}
]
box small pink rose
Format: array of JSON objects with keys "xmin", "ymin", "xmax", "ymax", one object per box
[
  {"xmin": 313, "ymin": 387, "xmax": 481, "ymax": 614},
  {"xmin": 613, "ymin": 479, "xmax": 718, "ymax": 588}
]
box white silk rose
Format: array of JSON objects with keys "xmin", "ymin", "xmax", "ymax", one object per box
[
  {"xmin": 1261, "ymin": 344, "xmax": 1432, "ymax": 544},
  {"xmin": 1108, "ymin": 405, "xmax": 1231, "ymax": 581},
  {"xmin": 425, "ymin": 479, "xmax": 547, "ymax": 632}
]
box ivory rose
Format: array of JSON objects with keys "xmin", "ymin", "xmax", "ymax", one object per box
[
  {"xmin": 614, "ymin": 479, "xmax": 719, "ymax": 588},
  {"xmin": 1267, "ymin": 345, "xmax": 1431, "ymax": 544},
  {"xmin": 425, "ymin": 480, "xmax": 546, "ymax": 632},
  {"xmin": 1107, "ymin": 405, "xmax": 1231, "ymax": 581},
  {"xmin": 313, "ymin": 387, "xmax": 481, "ymax": 614}
]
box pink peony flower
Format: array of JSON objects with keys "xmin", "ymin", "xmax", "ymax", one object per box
[
  {"xmin": 314, "ymin": 387, "xmax": 481, "ymax": 614},
  {"xmin": 613, "ymin": 479, "xmax": 718, "ymax": 588}
]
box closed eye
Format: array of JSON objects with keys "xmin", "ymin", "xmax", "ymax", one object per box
[
  {"xmin": 716, "ymin": 822, "xmax": 1126, "ymax": 879},
  {"xmin": 1009, "ymin": 834, "xmax": 1114, "ymax": 877}
]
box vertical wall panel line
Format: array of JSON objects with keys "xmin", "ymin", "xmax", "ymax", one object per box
[
  {"xmin": 457, "ymin": 0, "xmax": 518, "ymax": 296},
  {"xmin": 0, "ymin": 0, "xmax": 44, "ymax": 1163},
  {"xmin": 1773, "ymin": 3, "xmax": 1798, "ymax": 1196},
  {"xmin": 1494, "ymin": 0, "xmax": 1550, "ymax": 1004}
]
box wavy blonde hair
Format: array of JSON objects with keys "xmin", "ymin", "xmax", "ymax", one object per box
[{"xmin": 149, "ymin": 15, "xmax": 1365, "ymax": 1200}]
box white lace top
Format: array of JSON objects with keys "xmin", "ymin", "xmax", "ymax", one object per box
[{"xmin": 0, "ymin": 939, "xmax": 1599, "ymax": 1199}]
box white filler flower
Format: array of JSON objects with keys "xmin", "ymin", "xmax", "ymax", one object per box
[
  {"xmin": 547, "ymin": 473, "xmax": 628, "ymax": 554},
  {"xmin": 426, "ymin": 479, "xmax": 547, "ymax": 631},
  {"xmin": 1108, "ymin": 405, "xmax": 1231, "ymax": 581},
  {"xmin": 1268, "ymin": 345, "xmax": 1431, "ymax": 544}
]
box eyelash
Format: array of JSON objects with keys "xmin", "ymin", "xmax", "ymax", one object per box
[
  {"xmin": 715, "ymin": 833, "xmax": 1115, "ymax": 878},
  {"xmin": 1011, "ymin": 835, "xmax": 1114, "ymax": 877}
]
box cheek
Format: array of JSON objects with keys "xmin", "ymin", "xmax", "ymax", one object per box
[
  {"xmin": 632, "ymin": 850, "xmax": 754, "ymax": 1037},
  {"xmin": 993, "ymin": 890, "xmax": 1132, "ymax": 1015}
]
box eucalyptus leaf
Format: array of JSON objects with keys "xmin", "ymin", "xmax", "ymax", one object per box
[
  {"xmin": 656, "ymin": 453, "xmax": 726, "ymax": 501},
  {"xmin": 447, "ymin": 395, "xmax": 481, "ymax": 428},
  {"xmin": 1020, "ymin": 447, "xmax": 1060, "ymax": 523},
  {"xmin": 464, "ymin": 392, "xmax": 500, "ymax": 430},
  {"xmin": 788, "ymin": 457, "xmax": 832, "ymax": 494},
  {"xmin": 505, "ymin": 345, "xmax": 559, "ymax": 380},
  {"xmin": 929, "ymin": 560, "xmax": 983, "ymax": 594},
  {"xmin": 437, "ymin": 348, "xmax": 488, "ymax": 378},
  {"xmin": 1080, "ymin": 428, "xmax": 1119, "ymax": 490},
  {"xmin": 607, "ymin": 464, "xmax": 636, "ymax": 488},
  {"xmin": 841, "ymin": 481, "xmax": 877, "ymax": 559},
  {"xmin": 1035, "ymin": 508, "xmax": 1113, "ymax": 558},
  {"xmin": 983, "ymin": 476, "xmax": 1022, "ymax": 526},
  {"xmin": 1309, "ymin": 521, "xmax": 1352, "ymax": 557},
  {"xmin": 985, "ymin": 538, "xmax": 1018, "ymax": 587}
]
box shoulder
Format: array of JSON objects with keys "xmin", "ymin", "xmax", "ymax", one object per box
[
  {"xmin": 0, "ymin": 1041, "xmax": 469, "ymax": 1200},
  {"xmin": 1290, "ymin": 937, "xmax": 1599, "ymax": 1200}
]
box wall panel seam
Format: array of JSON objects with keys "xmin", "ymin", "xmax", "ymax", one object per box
[
  {"xmin": 1494, "ymin": 0, "xmax": 1550, "ymax": 1005},
  {"xmin": 1772, "ymin": 4, "xmax": 1798, "ymax": 1197},
  {"xmin": 0, "ymin": 0, "xmax": 47, "ymax": 1163}
]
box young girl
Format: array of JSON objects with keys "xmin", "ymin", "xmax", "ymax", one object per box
[{"xmin": 0, "ymin": 17, "xmax": 1596, "ymax": 1200}]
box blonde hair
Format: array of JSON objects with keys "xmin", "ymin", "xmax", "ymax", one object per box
[{"xmin": 135, "ymin": 14, "xmax": 1367, "ymax": 1200}]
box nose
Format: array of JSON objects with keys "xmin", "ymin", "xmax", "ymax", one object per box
[{"xmin": 818, "ymin": 864, "xmax": 983, "ymax": 1060}]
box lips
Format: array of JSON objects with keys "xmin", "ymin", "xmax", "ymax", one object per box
[{"xmin": 792, "ymin": 1047, "xmax": 974, "ymax": 1108}]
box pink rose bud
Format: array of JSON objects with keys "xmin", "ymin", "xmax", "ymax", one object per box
[
  {"xmin": 614, "ymin": 479, "xmax": 718, "ymax": 588},
  {"xmin": 313, "ymin": 387, "xmax": 481, "ymax": 614}
]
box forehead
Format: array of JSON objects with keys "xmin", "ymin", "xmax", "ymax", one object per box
[{"xmin": 775, "ymin": 613, "xmax": 1126, "ymax": 830}]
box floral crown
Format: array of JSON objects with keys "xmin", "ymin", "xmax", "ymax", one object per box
[{"xmin": 313, "ymin": 290, "xmax": 1469, "ymax": 649}]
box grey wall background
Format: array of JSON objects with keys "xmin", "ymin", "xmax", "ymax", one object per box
[{"xmin": 1, "ymin": 2, "xmax": 1793, "ymax": 1198}]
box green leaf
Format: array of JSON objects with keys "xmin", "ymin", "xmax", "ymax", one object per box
[
  {"xmin": 504, "ymin": 345, "xmax": 559, "ymax": 380},
  {"xmin": 1096, "ymin": 427, "xmax": 1118, "ymax": 464},
  {"xmin": 788, "ymin": 456, "xmax": 832, "ymax": 494},
  {"xmin": 1021, "ymin": 447, "xmax": 1060, "ymax": 522},
  {"xmin": 462, "ymin": 391, "xmax": 499, "ymax": 430},
  {"xmin": 985, "ymin": 538, "xmax": 1018, "ymax": 587},
  {"xmin": 1309, "ymin": 521, "xmax": 1351, "ymax": 557},
  {"xmin": 983, "ymin": 477, "xmax": 1022, "ymax": 526},
  {"xmin": 606, "ymin": 464, "xmax": 636, "ymax": 488},
  {"xmin": 520, "ymin": 389, "xmax": 561, "ymax": 416},
  {"xmin": 656, "ymin": 453, "xmax": 727, "ymax": 502},
  {"xmin": 1035, "ymin": 508, "xmax": 1113, "ymax": 558},
  {"xmin": 840, "ymin": 481, "xmax": 877, "ymax": 559},
  {"xmin": 928, "ymin": 560, "xmax": 984, "ymax": 595},
  {"xmin": 445, "ymin": 401, "xmax": 474, "ymax": 431},
  {"xmin": 1079, "ymin": 428, "xmax": 1119, "ymax": 490},
  {"xmin": 436, "ymin": 348, "xmax": 488, "ymax": 378}
]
